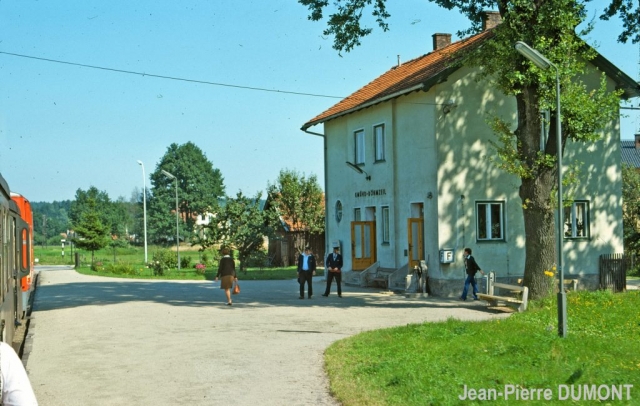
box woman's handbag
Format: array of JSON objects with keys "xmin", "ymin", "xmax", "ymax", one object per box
[{"xmin": 232, "ymin": 282, "xmax": 240, "ymax": 295}]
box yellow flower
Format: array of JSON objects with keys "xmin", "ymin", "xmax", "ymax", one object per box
[{"xmin": 544, "ymin": 271, "xmax": 554, "ymax": 277}]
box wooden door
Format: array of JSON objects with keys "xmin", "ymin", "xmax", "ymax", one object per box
[
  {"xmin": 407, "ymin": 218, "xmax": 424, "ymax": 269},
  {"xmin": 351, "ymin": 221, "xmax": 376, "ymax": 270}
]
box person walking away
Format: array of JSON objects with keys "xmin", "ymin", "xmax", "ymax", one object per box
[
  {"xmin": 1, "ymin": 341, "xmax": 38, "ymax": 405},
  {"xmin": 460, "ymin": 247, "xmax": 485, "ymax": 301},
  {"xmin": 297, "ymin": 247, "xmax": 316, "ymax": 299},
  {"xmin": 215, "ymin": 248, "xmax": 237, "ymax": 306},
  {"xmin": 322, "ymin": 247, "xmax": 343, "ymax": 297}
]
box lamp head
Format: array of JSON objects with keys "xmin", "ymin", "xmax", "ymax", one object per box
[
  {"xmin": 161, "ymin": 169, "xmax": 176, "ymax": 180},
  {"xmin": 515, "ymin": 41, "xmax": 552, "ymax": 70},
  {"xmin": 137, "ymin": 160, "xmax": 143, "ymax": 166}
]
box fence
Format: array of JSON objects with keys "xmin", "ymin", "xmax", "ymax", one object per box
[{"xmin": 599, "ymin": 253, "xmax": 636, "ymax": 292}]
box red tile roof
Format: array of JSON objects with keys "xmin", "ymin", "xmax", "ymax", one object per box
[{"xmin": 302, "ymin": 29, "xmax": 495, "ymax": 130}]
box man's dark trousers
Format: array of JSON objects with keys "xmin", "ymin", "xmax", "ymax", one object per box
[
  {"xmin": 324, "ymin": 272, "xmax": 342, "ymax": 296},
  {"xmin": 299, "ymin": 271, "xmax": 313, "ymax": 298}
]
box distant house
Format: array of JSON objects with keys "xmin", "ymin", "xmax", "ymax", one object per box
[
  {"xmin": 302, "ymin": 12, "xmax": 640, "ymax": 295},
  {"xmin": 621, "ymin": 133, "xmax": 640, "ymax": 171}
]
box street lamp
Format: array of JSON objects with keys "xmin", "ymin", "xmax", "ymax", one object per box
[
  {"xmin": 137, "ymin": 160, "xmax": 148, "ymax": 264},
  {"xmin": 161, "ymin": 169, "xmax": 181, "ymax": 270},
  {"xmin": 515, "ymin": 41, "xmax": 567, "ymax": 337}
]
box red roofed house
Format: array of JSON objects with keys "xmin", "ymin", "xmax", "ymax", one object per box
[{"xmin": 302, "ymin": 12, "xmax": 640, "ymax": 295}]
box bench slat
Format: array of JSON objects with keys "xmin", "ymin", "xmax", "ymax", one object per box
[
  {"xmin": 477, "ymin": 294, "xmax": 522, "ymax": 303},
  {"xmin": 493, "ymin": 282, "xmax": 525, "ymax": 291}
]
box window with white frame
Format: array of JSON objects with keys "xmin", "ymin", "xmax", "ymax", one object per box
[
  {"xmin": 354, "ymin": 208, "xmax": 361, "ymax": 221},
  {"xmin": 564, "ymin": 201, "xmax": 589, "ymax": 238},
  {"xmin": 354, "ymin": 129, "xmax": 365, "ymax": 164},
  {"xmin": 476, "ymin": 201, "xmax": 505, "ymax": 241},
  {"xmin": 374, "ymin": 124, "xmax": 385, "ymax": 162},
  {"xmin": 381, "ymin": 206, "xmax": 390, "ymax": 243}
]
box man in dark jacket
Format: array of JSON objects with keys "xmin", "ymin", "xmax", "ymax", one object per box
[
  {"xmin": 322, "ymin": 247, "xmax": 343, "ymax": 297},
  {"xmin": 460, "ymin": 247, "xmax": 485, "ymax": 301},
  {"xmin": 297, "ymin": 247, "xmax": 316, "ymax": 299}
]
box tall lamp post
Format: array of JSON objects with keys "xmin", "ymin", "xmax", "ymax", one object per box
[
  {"xmin": 161, "ymin": 169, "xmax": 180, "ymax": 270},
  {"xmin": 515, "ymin": 41, "xmax": 567, "ymax": 337},
  {"xmin": 137, "ymin": 160, "xmax": 148, "ymax": 264}
]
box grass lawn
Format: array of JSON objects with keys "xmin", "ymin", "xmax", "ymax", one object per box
[
  {"xmin": 325, "ymin": 290, "xmax": 640, "ymax": 405},
  {"xmin": 35, "ymin": 245, "xmax": 298, "ymax": 280}
]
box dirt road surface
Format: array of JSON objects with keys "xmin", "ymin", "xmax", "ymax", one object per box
[{"xmin": 25, "ymin": 266, "xmax": 509, "ymax": 406}]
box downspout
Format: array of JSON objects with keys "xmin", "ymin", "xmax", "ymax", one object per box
[{"xmin": 302, "ymin": 125, "xmax": 329, "ymax": 280}]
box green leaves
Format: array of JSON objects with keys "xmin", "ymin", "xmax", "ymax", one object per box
[
  {"xmin": 266, "ymin": 169, "xmax": 325, "ymax": 253},
  {"xmin": 148, "ymin": 142, "xmax": 225, "ymax": 244}
]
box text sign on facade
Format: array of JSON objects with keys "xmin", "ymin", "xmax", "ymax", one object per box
[{"xmin": 355, "ymin": 189, "xmax": 387, "ymax": 198}]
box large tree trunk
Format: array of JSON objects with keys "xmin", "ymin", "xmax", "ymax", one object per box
[
  {"xmin": 516, "ymin": 88, "xmax": 559, "ymax": 299},
  {"xmin": 520, "ymin": 177, "xmax": 556, "ymax": 299}
]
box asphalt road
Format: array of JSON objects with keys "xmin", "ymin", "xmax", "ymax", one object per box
[{"xmin": 24, "ymin": 266, "xmax": 510, "ymax": 406}]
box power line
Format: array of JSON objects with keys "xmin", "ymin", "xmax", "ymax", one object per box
[
  {"xmin": 0, "ymin": 50, "xmax": 448, "ymax": 107},
  {"xmin": 0, "ymin": 50, "xmax": 345, "ymax": 100}
]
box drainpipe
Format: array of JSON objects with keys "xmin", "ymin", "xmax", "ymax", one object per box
[{"xmin": 302, "ymin": 125, "xmax": 329, "ymax": 280}]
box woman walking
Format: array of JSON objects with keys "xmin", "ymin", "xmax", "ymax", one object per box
[{"xmin": 215, "ymin": 248, "xmax": 237, "ymax": 306}]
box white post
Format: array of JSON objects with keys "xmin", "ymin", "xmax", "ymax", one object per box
[{"xmin": 137, "ymin": 160, "xmax": 148, "ymax": 264}]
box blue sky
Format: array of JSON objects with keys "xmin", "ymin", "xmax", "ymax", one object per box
[{"xmin": 1, "ymin": 0, "xmax": 638, "ymax": 202}]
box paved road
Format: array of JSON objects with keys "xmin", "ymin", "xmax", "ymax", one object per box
[{"xmin": 24, "ymin": 266, "xmax": 510, "ymax": 406}]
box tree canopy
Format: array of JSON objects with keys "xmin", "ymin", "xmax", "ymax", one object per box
[
  {"xmin": 266, "ymin": 169, "xmax": 324, "ymax": 254},
  {"xmin": 299, "ymin": 0, "xmax": 639, "ymax": 298},
  {"xmin": 203, "ymin": 191, "xmax": 272, "ymax": 272},
  {"xmin": 73, "ymin": 197, "xmax": 110, "ymax": 263},
  {"xmin": 148, "ymin": 142, "xmax": 225, "ymax": 243}
]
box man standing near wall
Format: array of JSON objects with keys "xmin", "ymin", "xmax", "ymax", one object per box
[{"xmin": 323, "ymin": 247, "xmax": 343, "ymax": 297}]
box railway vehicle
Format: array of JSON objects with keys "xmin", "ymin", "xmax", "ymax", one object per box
[
  {"xmin": 10, "ymin": 192, "xmax": 35, "ymax": 319},
  {"xmin": 0, "ymin": 173, "xmax": 32, "ymax": 345}
]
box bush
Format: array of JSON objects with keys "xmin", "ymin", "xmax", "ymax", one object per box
[
  {"xmin": 105, "ymin": 262, "xmax": 136, "ymax": 275},
  {"xmin": 200, "ymin": 249, "xmax": 221, "ymax": 266},
  {"xmin": 245, "ymin": 250, "xmax": 268, "ymax": 267},
  {"xmin": 152, "ymin": 249, "xmax": 177, "ymax": 276},
  {"xmin": 91, "ymin": 261, "xmax": 104, "ymax": 272},
  {"xmin": 180, "ymin": 255, "xmax": 192, "ymax": 269}
]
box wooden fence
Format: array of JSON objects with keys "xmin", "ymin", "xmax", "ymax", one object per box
[{"xmin": 599, "ymin": 253, "xmax": 636, "ymax": 292}]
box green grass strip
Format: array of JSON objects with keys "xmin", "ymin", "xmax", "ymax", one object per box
[{"xmin": 325, "ymin": 290, "xmax": 640, "ymax": 405}]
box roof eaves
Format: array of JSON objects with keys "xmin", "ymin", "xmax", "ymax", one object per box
[
  {"xmin": 302, "ymin": 83, "xmax": 425, "ymax": 130},
  {"xmin": 592, "ymin": 53, "xmax": 640, "ymax": 99}
]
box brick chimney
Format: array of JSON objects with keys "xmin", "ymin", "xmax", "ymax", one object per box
[
  {"xmin": 482, "ymin": 11, "xmax": 502, "ymax": 31},
  {"xmin": 432, "ymin": 33, "xmax": 452, "ymax": 51},
  {"xmin": 635, "ymin": 133, "xmax": 640, "ymax": 149}
]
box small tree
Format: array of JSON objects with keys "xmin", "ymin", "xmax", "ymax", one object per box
[
  {"xmin": 202, "ymin": 191, "xmax": 272, "ymax": 273},
  {"xmin": 73, "ymin": 198, "xmax": 110, "ymax": 264},
  {"xmin": 266, "ymin": 169, "xmax": 324, "ymax": 254}
]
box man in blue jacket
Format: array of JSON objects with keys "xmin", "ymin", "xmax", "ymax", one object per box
[{"xmin": 297, "ymin": 247, "xmax": 316, "ymax": 299}]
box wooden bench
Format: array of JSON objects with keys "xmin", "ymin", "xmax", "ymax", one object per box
[
  {"xmin": 477, "ymin": 272, "xmax": 529, "ymax": 312},
  {"xmin": 517, "ymin": 278, "xmax": 579, "ymax": 292}
]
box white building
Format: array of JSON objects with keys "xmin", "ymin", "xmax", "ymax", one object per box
[{"xmin": 302, "ymin": 14, "xmax": 640, "ymax": 296}]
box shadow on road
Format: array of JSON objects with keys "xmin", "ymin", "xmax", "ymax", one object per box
[{"xmin": 33, "ymin": 268, "xmax": 506, "ymax": 314}]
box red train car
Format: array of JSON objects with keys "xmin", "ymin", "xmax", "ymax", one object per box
[{"xmin": 10, "ymin": 193, "xmax": 34, "ymax": 317}]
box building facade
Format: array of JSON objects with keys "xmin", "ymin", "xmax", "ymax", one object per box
[{"xmin": 303, "ymin": 15, "xmax": 640, "ymax": 296}]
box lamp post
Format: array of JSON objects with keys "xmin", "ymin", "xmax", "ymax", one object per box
[
  {"xmin": 161, "ymin": 169, "xmax": 180, "ymax": 270},
  {"xmin": 515, "ymin": 41, "xmax": 567, "ymax": 337},
  {"xmin": 137, "ymin": 160, "xmax": 148, "ymax": 264}
]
